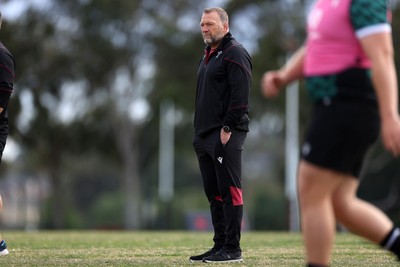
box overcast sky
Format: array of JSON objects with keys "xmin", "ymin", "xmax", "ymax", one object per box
[{"xmin": 1, "ymin": 0, "xmax": 51, "ymax": 20}]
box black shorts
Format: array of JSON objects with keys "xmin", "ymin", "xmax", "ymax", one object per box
[{"xmin": 301, "ymin": 96, "xmax": 380, "ymax": 177}]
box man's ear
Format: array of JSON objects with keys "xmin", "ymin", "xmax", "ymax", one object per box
[{"xmin": 223, "ymin": 22, "xmax": 229, "ymax": 32}]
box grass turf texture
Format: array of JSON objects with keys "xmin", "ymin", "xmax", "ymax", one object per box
[{"xmin": 0, "ymin": 231, "xmax": 396, "ymax": 266}]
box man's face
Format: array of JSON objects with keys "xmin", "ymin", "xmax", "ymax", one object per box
[{"xmin": 200, "ymin": 11, "xmax": 228, "ymax": 48}]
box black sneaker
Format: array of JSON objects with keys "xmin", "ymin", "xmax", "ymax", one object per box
[
  {"xmin": 202, "ymin": 247, "xmax": 243, "ymax": 263},
  {"xmin": 189, "ymin": 247, "xmax": 221, "ymax": 263}
]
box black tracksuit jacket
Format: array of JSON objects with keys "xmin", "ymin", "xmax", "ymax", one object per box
[
  {"xmin": 0, "ymin": 41, "xmax": 15, "ymax": 160},
  {"xmin": 194, "ymin": 32, "xmax": 252, "ymax": 137},
  {"xmin": 0, "ymin": 42, "xmax": 14, "ymax": 120}
]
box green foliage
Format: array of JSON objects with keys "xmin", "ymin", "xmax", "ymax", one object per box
[
  {"xmin": 153, "ymin": 188, "xmax": 208, "ymax": 230},
  {"xmin": 247, "ymin": 182, "xmax": 287, "ymax": 230},
  {"xmin": 40, "ymin": 196, "xmax": 84, "ymax": 229},
  {"xmin": 88, "ymin": 192, "xmax": 124, "ymax": 229}
]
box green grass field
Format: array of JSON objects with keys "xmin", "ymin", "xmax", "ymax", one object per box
[{"xmin": 0, "ymin": 231, "xmax": 397, "ymax": 266}]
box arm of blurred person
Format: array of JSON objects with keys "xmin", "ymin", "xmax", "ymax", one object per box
[
  {"xmin": 360, "ymin": 32, "xmax": 400, "ymax": 156},
  {"xmin": 0, "ymin": 53, "xmax": 13, "ymax": 116},
  {"xmin": 261, "ymin": 46, "xmax": 305, "ymax": 98}
]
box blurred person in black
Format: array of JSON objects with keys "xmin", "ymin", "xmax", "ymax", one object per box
[
  {"xmin": 189, "ymin": 7, "xmax": 252, "ymax": 264},
  {"xmin": 0, "ymin": 11, "xmax": 16, "ymax": 256}
]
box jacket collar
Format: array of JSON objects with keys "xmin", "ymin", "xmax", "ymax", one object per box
[{"xmin": 205, "ymin": 32, "xmax": 232, "ymax": 52}]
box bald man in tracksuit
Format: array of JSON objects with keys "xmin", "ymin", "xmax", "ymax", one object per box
[{"xmin": 190, "ymin": 7, "xmax": 252, "ymax": 264}]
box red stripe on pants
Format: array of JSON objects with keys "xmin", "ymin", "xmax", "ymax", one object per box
[{"xmin": 230, "ymin": 186, "xmax": 243, "ymax": 206}]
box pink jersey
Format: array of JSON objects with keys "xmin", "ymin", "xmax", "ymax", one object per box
[{"xmin": 304, "ymin": 0, "xmax": 391, "ymax": 76}]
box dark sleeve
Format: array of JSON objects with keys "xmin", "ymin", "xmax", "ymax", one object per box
[
  {"xmin": 223, "ymin": 46, "xmax": 252, "ymax": 128},
  {"xmin": 0, "ymin": 50, "xmax": 15, "ymax": 108},
  {"xmin": 350, "ymin": 0, "xmax": 388, "ymax": 31}
]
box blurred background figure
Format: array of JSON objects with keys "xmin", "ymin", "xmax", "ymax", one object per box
[
  {"xmin": 0, "ymin": 10, "xmax": 16, "ymax": 256},
  {"xmin": 261, "ymin": 0, "xmax": 400, "ymax": 266}
]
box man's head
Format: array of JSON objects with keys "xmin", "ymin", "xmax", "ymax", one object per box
[{"xmin": 200, "ymin": 7, "xmax": 229, "ymax": 49}]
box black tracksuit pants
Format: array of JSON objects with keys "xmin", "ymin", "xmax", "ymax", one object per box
[{"xmin": 193, "ymin": 129, "xmax": 247, "ymax": 252}]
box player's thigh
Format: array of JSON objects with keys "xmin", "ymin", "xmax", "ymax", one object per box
[{"xmin": 298, "ymin": 160, "xmax": 345, "ymax": 202}]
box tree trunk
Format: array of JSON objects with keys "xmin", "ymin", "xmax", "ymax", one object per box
[
  {"xmin": 112, "ymin": 114, "xmax": 141, "ymax": 229},
  {"xmin": 49, "ymin": 153, "xmax": 66, "ymax": 229},
  {"xmin": 122, "ymin": 146, "xmax": 140, "ymax": 229}
]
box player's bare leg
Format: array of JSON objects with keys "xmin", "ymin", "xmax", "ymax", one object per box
[
  {"xmin": 332, "ymin": 178, "xmax": 392, "ymax": 242},
  {"xmin": 298, "ymin": 161, "xmax": 343, "ymax": 266}
]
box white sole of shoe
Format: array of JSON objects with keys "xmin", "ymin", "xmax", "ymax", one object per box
[
  {"xmin": 203, "ymin": 258, "xmax": 243, "ymax": 263},
  {"xmin": 0, "ymin": 249, "xmax": 9, "ymax": 256}
]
